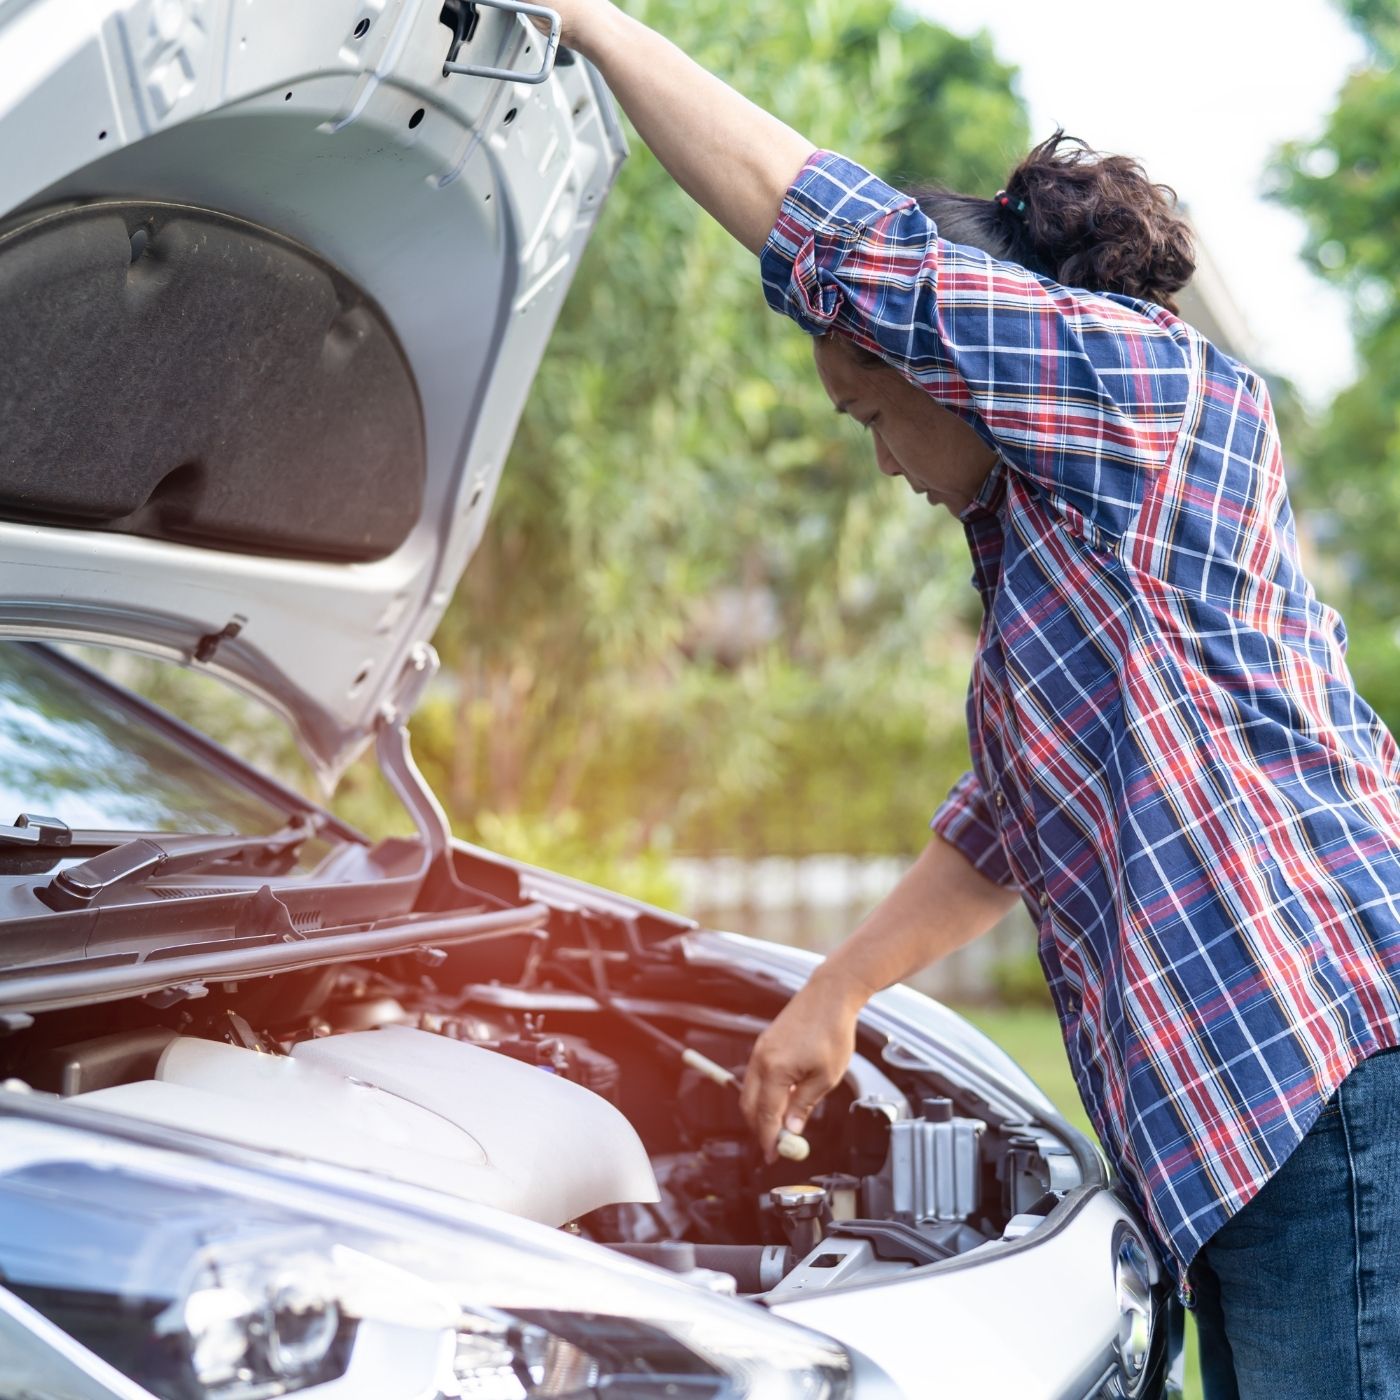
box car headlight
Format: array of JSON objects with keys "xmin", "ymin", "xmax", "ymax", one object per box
[{"xmin": 0, "ymin": 1116, "xmax": 851, "ymax": 1400}]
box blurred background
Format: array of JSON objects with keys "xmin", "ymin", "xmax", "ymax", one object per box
[
  {"xmin": 119, "ymin": 0, "xmax": 1397, "ymax": 993},
  {"xmin": 94, "ymin": 2, "xmax": 1400, "ymax": 1388}
]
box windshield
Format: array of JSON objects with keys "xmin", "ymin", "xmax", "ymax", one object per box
[{"xmin": 0, "ymin": 644, "xmax": 298, "ymax": 836}]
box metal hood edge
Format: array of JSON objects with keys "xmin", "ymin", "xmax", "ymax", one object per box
[{"xmin": 0, "ymin": 0, "xmax": 627, "ymax": 785}]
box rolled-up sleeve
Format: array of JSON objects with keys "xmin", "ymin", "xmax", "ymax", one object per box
[
  {"xmin": 759, "ymin": 150, "xmax": 1198, "ymax": 538},
  {"xmin": 929, "ymin": 770, "xmax": 1017, "ymax": 889}
]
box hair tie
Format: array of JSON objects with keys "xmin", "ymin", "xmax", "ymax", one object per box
[{"xmin": 994, "ymin": 189, "xmax": 1028, "ymax": 219}]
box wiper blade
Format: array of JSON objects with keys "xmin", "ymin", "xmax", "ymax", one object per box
[
  {"xmin": 0, "ymin": 814, "xmax": 72, "ymax": 850},
  {"xmin": 37, "ymin": 816, "xmax": 317, "ymax": 911}
]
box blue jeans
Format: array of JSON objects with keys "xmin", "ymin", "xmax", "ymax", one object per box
[{"xmin": 1191, "ymin": 1045, "xmax": 1400, "ymax": 1399}]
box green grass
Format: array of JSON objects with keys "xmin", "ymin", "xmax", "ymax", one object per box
[{"xmin": 950, "ymin": 1004, "xmax": 1205, "ymax": 1400}]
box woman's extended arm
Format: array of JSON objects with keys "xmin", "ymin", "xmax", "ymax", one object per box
[
  {"xmin": 543, "ymin": 2, "xmax": 814, "ymax": 252},
  {"xmin": 739, "ymin": 832, "xmax": 1019, "ymax": 1161},
  {"xmin": 549, "ymin": 3, "xmax": 1195, "ymax": 538}
]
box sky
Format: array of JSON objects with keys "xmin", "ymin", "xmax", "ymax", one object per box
[{"xmin": 915, "ymin": 0, "xmax": 1368, "ymax": 413}]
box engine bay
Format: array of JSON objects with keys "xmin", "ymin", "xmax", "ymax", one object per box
[{"xmin": 0, "ymin": 893, "xmax": 1083, "ymax": 1305}]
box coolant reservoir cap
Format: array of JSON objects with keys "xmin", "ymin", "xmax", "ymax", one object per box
[{"xmin": 770, "ymin": 1184, "xmax": 827, "ymax": 1211}]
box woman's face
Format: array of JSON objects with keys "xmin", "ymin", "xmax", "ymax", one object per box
[{"xmin": 812, "ymin": 336, "xmax": 998, "ymax": 515}]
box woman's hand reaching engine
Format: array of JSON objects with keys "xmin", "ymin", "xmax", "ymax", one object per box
[
  {"xmin": 740, "ymin": 969, "xmax": 869, "ymax": 1164},
  {"xmin": 739, "ymin": 837, "xmax": 1018, "ymax": 1162}
]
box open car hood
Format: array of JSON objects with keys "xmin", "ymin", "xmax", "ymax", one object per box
[{"xmin": 0, "ymin": 0, "xmax": 625, "ymax": 783}]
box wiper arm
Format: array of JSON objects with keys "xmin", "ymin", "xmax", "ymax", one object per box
[
  {"xmin": 0, "ymin": 814, "xmax": 72, "ymax": 850},
  {"xmin": 37, "ymin": 816, "xmax": 317, "ymax": 911}
]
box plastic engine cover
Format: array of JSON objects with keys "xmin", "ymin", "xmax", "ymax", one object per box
[{"xmin": 71, "ymin": 1027, "xmax": 659, "ymax": 1226}]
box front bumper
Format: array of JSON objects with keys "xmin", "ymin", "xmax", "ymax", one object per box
[{"xmin": 774, "ymin": 1186, "xmax": 1160, "ymax": 1398}]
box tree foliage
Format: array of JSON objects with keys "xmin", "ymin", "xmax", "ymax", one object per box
[
  {"xmin": 412, "ymin": 0, "xmax": 1030, "ymax": 862},
  {"xmin": 85, "ymin": 5, "xmax": 1031, "ymax": 882},
  {"xmin": 1270, "ymin": 0, "xmax": 1400, "ymax": 724}
]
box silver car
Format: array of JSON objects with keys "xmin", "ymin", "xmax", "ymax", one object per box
[{"xmin": 0, "ymin": 2, "xmax": 1173, "ymax": 1396}]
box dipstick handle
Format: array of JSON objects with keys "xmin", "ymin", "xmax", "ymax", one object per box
[
  {"xmin": 777, "ymin": 1127, "xmax": 811, "ymax": 1162},
  {"xmin": 679, "ymin": 1050, "xmax": 811, "ymax": 1160},
  {"xmin": 543, "ymin": 979, "xmax": 814, "ymax": 1164}
]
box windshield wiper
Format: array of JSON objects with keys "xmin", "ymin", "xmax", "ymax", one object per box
[
  {"xmin": 0, "ymin": 814, "xmax": 72, "ymax": 850},
  {"xmin": 36, "ymin": 816, "xmax": 317, "ymax": 911}
]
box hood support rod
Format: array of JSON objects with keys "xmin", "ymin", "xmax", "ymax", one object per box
[{"xmin": 375, "ymin": 644, "xmax": 454, "ymax": 877}]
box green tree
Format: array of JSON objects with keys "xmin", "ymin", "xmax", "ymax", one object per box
[
  {"xmin": 77, "ymin": 5, "xmax": 1033, "ymax": 883},
  {"xmin": 422, "ymin": 0, "xmax": 1031, "ymax": 863},
  {"xmin": 1271, "ymin": 0, "xmax": 1400, "ymax": 724}
]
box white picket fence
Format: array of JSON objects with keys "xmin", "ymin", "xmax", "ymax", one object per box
[{"xmin": 669, "ymin": 854, "xmax": 1034, "ymax": 1003}]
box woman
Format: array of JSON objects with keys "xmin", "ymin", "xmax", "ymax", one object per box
[{"xmin": 539, "ymin": 5, "xmax": 1400, "ymax": 1395}]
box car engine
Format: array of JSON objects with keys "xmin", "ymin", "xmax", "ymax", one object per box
[{"xmin": 0, "ymin": 928, "xmax": 1082, "ymax": 1304}]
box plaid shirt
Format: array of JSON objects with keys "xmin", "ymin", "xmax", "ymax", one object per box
[{"xmin": 760, "ymin": 150, "xmax": 1400, "ymax": 1297}]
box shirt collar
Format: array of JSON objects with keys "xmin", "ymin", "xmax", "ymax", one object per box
[{"xmin": 957, "ymin": 454, "xmax": 1007, "ymax": 524}]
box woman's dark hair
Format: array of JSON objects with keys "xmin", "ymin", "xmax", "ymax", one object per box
[{"xmin": 915, "ymin": 128, "xmax": 1196, "ymax": 312}]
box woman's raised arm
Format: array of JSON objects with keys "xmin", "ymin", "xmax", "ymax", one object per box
[{"xmin": 542, "ymin": 1, "xmax": 815, "ymax": 253}]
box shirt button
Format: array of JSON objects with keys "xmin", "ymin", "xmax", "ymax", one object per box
[
  {"xmin": 1039, "ymin": 892, "xmax": 1050, "ymax": 910},
  {"xmin": 1066, "ymin": 994, "xmax": 1080, "ymax": 1015},
  {"xmin": 994, "ymin": 788, "xmax": 1006, "ymax": 809}
]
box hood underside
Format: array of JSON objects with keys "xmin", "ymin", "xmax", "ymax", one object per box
[{"xmin": 0, "ymin": 0, "xmax": 626, "ymax": 782}]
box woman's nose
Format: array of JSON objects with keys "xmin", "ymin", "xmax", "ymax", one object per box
[{"xmin": 873, "ymin": 433, "xmax": 900, "ymax": 478}]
